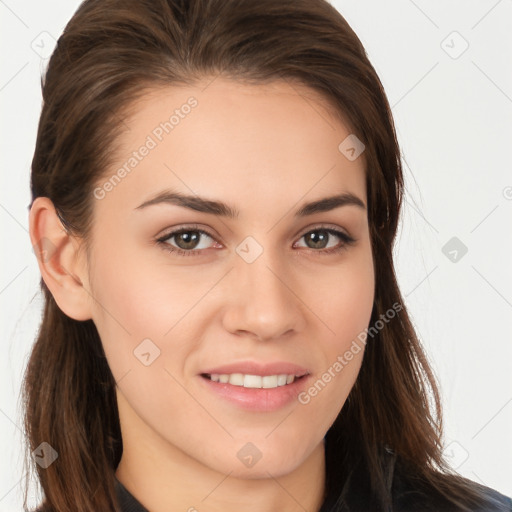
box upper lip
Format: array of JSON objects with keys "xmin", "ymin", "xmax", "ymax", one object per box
[{"xmin": 200, "ymin": 361, "xmax": 310, "ymax": 377}]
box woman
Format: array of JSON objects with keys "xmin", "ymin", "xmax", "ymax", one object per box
[{"xmin": 24, "ymin": 0, "xmax": 511, "ymax": 511}]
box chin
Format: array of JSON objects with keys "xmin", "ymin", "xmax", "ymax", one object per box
[
  {"xmin": 206, "ymin": 443, "xmax": 310, "ymax": 480},
  {"xmin": 220, "ymin": 460, "xmax": 299, "ymax": 480}
]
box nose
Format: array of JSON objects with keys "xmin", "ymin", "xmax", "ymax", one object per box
[{"xmin": 221, "ymin": 247, "xmax": 306, "ymax": 341}]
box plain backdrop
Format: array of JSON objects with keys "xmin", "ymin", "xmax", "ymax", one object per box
[{"xmin": 1, "ymin": 0, "xmax": 511, "ymax": 510}]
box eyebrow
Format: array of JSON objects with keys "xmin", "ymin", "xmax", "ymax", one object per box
[{"xmin": 134, "ymin": 190, "xmax": 366, "ymax": 218}]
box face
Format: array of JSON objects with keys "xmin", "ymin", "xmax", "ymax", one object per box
[{"xmin": 86, "ymin": 77, "xmax": 374, "ymax": 479}]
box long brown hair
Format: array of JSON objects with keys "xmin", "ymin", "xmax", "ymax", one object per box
[{"xmin": 23, "ymin": 1, "xmax": 486, "ymax": 510}]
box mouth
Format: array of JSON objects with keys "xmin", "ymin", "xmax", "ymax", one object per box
[
  {"xmin": 200, "ymin": 372, "xmax": 308, "ymax": 389},
  {"xmin": 197, "ymin": 361, "xmax": 311, "ymax": 411},
  {"xmin": 198, "ymin": 368, "xmax": 312, "ymax": 412}
]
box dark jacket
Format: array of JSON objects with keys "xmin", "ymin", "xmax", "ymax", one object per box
[{"xmin": 115, "ymin": 451, "xmax": 512, "ymax": 512}]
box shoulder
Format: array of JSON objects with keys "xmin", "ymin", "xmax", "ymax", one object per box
[
  {"xmin": 323, "ymin": 447, "xmax": 512, "ymax": 512},
  {"xmin": 391, "ymin": 456, "xmax": 512, "ymax": 512}
]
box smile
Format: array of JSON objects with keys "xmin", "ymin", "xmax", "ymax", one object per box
[{"xmin": 203, "ymin": 373, "xmax": 302, "ymax": 388}]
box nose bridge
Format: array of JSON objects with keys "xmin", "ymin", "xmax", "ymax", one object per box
[{"xmin": 224, "ymin": 238, "xmax": 303, "ymax": 340}]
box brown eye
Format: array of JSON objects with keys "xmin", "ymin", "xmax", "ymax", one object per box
[
  {"xmin": 156, "ymin": 227, "xmax": 217, "ymax": 256},
  {"xmin": 295, "ymin": 227, "xmax": 356, "ymax": 255},
  {"xmin": 172, "ymin": 231, "xmax": 202, "ymax": 250}
]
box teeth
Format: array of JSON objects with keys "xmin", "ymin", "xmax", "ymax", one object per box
[{"xmin": 207, "ymin": 373, "xmax": 300, "ymax": 388}]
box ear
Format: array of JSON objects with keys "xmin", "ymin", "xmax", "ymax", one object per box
[{"xmin": 29, "ymin": 197, "xmax": 93, "ymax": 321}]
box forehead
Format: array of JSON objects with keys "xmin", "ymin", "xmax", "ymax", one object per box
[{"xmin": 94, "ymin": 77, "xmax": 367, "ymax": 217}]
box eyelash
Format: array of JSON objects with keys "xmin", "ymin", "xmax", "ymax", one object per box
[{"xmin": 155, "ymin": 224, "xmax": 356, "ymax": 257}]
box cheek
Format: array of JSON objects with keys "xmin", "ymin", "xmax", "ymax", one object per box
[
  {"xmin": 88, "ymin": 239, "xmax": 220, "ymax": 388},
  {"xmin": 86, "ymin": 242, "xmax": 173, "ymax": 370},
  {"xmin": 89, "ymin": 235, "xmax": 177, "ymax": 330},
  {"xmin": 299, "ymin": 279, "xmax": 372, "ymax": 437},
  {"xmin": 312, "ymin": 242, "xmax": 375, "ymax": 349},
  {"xmin": 304, "ymin": 243, "xmax": 374, "ymax": 409}
]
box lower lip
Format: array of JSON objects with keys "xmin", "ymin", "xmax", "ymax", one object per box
[{"xmin": 198, "ymin": 374, "xmax": 311, "ymax": 412}]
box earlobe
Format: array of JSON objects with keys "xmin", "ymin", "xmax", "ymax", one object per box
[{"xmin": 29, "ymin": 197, "xmax": 93, "ymax": 321}]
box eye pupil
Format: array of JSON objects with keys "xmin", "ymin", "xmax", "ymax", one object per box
[
  {"xmin": 305, "ymin": 230, "xmax": 329, "ymax": 249},
  {"xmin": 176, "ymin": 231, "xmax": 200, "ymax": 249}
]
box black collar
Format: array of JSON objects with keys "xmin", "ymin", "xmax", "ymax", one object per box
[{"xmin": 115, "ymin": 477, "xmax": 149, "ymax": 512}]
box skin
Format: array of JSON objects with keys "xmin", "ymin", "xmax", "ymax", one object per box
[{"xmin": 29, "ymin": 77, "xmax": 375, "ymax": 512}]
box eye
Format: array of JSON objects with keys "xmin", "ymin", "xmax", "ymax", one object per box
[
  {"xmin": 156, "ymin": 224, "xmax": 218, "ymax": 256},
  {"xmin": 155, "ymin": 224, "xmax": 356, "ymax": 257},
  {"xmin": 294, "ymin": 226, "xmax": 356, "ymax": 255}
]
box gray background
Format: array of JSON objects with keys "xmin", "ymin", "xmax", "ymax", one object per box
[{"xmin": 1, "ymin": 0, "xmax": 511, "ymax": 510}]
